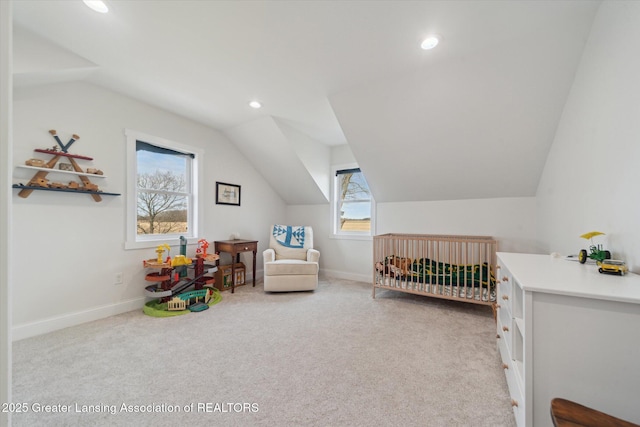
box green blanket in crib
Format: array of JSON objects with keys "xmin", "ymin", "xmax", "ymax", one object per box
[{"xmin": 406, "ymin": 257, "xmax": 495, "ymax": 288}]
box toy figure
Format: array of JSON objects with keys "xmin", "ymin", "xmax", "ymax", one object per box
[
  {"xmin": 578, "ymin": 231, "xmax": 611, "ymax": 264},
  {"xmin": 196, "ymin": 239, "xmax": 209, "ymax": 257},
  {"xmin": 156, "ymin": 243, "xmax": 171, "ymax": 263}
]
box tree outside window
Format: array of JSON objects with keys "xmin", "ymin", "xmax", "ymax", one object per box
[
  {"xmin": 136, "ymin": 142, "xmax": 193, "ymax": 237},
  {"xmin": 335, "ymin": 168, "xmax": 373, "ymax": 234}
]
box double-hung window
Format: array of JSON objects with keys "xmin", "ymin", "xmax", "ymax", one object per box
[
  {"xmin": 125, "ymin": 129, "xmax": 202, "ymax": 249},
  {"xmin": 331, "ymin": 166, "xmax": 375, "ymax": 239}
]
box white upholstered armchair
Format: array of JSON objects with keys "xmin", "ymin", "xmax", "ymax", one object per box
[{"xmin": 263, "ymin": 225, "xmax": 320, "ymax": 292}]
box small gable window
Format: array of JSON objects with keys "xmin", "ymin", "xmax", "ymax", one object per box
[{"xmin": 331, "ymin": 166, "xmax": 375, "ymax": 239}]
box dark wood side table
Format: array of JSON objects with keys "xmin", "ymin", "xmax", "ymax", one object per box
[{"xmin": 214, "ymin": 239, "xmax": 258, "ymax": 293}]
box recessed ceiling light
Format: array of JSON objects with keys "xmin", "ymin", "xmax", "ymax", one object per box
[
  {"xmin": 421, "ymin": 35, "xmax": 440, "ymax": 50},
  {"xmin": 83, "ymin": 0, "xmax": 109, "ymax": 14},
  {"xmin": 249, "ymin": 101, "xmax": 262, "ymax": 109}
]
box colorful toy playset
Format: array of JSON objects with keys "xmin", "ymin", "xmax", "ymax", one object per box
[{"xmin": 143, "ymin": 237, "xmax": 222, "ymax": 317}]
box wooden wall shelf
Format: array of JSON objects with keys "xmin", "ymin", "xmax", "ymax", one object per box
[
  {"xmin": 14, "ymin": 131, "xmax": 118, "ymax": 202},
  {"xmin": 15, "ymin": 165, "xmax": 108, "ymax": 178},
  {"xmin": 12, "ymin": 184, "xmax": 121, "ymax": 197}
]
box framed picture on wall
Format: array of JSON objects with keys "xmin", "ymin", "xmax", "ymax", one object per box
[{"xmin": 216, "ymin": 181, "xmax": 241, "ymax": 206}]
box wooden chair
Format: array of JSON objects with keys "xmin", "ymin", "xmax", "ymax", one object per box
[{"xmin": 551, "ymin": 398, "xmax": 639, "ymax": 427}]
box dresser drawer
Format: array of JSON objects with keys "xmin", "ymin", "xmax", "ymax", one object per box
[
  {"xmin": 498, "ymin": 304, "xmax": 512, "ymax": 340},
  {"xmin": 497, "ymin": 316, "xmax": 512, "ymax": 361}
]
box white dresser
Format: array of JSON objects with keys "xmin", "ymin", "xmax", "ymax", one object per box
[{"xmin": 496, "ymin": 252, "xmax": 640, "ymax": 427}]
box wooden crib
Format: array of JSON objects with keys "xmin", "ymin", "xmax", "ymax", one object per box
[{"xmin": 373, "ymin": 233, "xmax": 498, "ymax": 306}]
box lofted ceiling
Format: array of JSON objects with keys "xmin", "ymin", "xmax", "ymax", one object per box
[{"xmin": 12, "ymin": 0, "xmax": 600, "ymax": 203}]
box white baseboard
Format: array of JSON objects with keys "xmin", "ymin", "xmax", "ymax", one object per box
[
  {"xmin": 320, "ymin": 269, "xmax": 370, "ymax": 283},
  {"xmin": 12, "ymin": 297, "xmax": 146, "ymax": 341}
]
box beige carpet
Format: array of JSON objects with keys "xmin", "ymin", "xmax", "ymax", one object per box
[{"xmin": 12, "ymin": 277, "xmax": 516, "ymax": 426}]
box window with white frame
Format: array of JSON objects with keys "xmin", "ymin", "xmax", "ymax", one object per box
[
  {"xmin": 125, "ymin": 129, "xmax": 202, "ymax": 249},
  {"xmin": 331, "ymin": 166, "xmax": 375, "ymax": 238}
]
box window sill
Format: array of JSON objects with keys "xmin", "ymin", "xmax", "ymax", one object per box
[{"xmin": 124, "ymin": 236, "xmax": 199, "ymax": 250}]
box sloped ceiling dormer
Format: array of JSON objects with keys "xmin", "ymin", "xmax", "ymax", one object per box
[
  {"xmin": 13, "ymin": 25, "xmax": 99, "ymax": 87},
  {"xmin": 328, "ymin": 3, "xmax": 599, "ymax": 203},
  {"xmin": 328, "ymin": 26, "xmax": 591, "ymax": 203},
  {"xmin": 224, "ymin": 116, "xmax": 330, "ymax": 205},
  {"xmin": 12, "ymin": 1, "xmax": 601, "ymax": 205}
]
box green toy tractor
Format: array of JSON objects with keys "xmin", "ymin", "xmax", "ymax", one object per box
[{"xmin": 578, "ymin": 231, "xmax": 611, "ymax": 264}]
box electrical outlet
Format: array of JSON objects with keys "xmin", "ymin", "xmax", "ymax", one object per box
[{"xmin": 115, "ymin": 272, "xmax": 123, "ymax": 285}]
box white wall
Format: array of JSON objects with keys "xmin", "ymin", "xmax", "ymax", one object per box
[
  {"xmin": 287, "ymin": 203, "xmax": 374, "ymax": 282},
  {"xmin": 537, "ymin": 1, "xmax": 640, "ymax": 272},
  {"xmin": 12, "ymin": 81, "xmax": 286, "ymax": 339},
  {"xmin": 377, "ymin": 198, "xmax": 540, "ymax": 254},
  {"xmin": 1, "ymin": 0, "xmax": 13, "ymax": 422}
]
